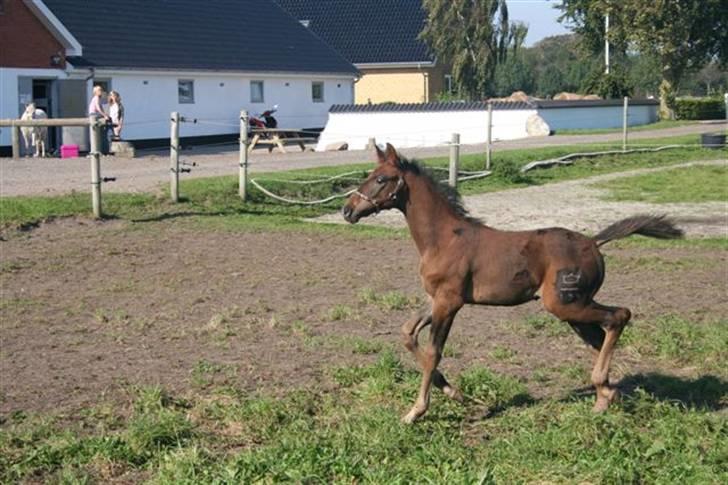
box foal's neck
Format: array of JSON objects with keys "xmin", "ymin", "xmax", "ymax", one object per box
[{"xmin": 401, "ymin": 172, "xmax": 466, "ymax": 256}]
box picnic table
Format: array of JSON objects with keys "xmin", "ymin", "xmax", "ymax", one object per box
[{"xmin": 248, "ymin": 128, "xmax": 318, "ymax": 153}]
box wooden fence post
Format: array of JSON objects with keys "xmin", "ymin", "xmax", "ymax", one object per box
[
  {"xmin": 239, "ymin": 110, "xmax": 249, "ymax": 201},
  {"xmin": 367, "ymin": 137, "xmax": 376, "ymax": 151},
  {"xmin": 170, "ymin": 112, "xmax": 180, "ymax": 203},
  {"xmin": 449, "ymin": 133, "xmax": 460, "ymax": 188},
  {"xmin": 89, "ymin": 116, "xmax": 102, "ymax": 218},
  {"xmin": 622, "ymin": 96, "xmax": 629, "ymax": 152},
  {"xmin": 11, "ymin": 124, "xmax": 21, "ymax": 158},
  {"xmin": 486, "ymin": 102, "xmax": 493, "ymax": 170}
]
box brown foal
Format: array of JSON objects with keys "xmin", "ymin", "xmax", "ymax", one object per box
[{"xmin": 342, "ymin": 144, "xmax": 683, "ymax": 423}]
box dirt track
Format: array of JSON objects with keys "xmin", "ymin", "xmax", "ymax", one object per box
[
  {"xmin": 1, "ymin": 122, "xmax": 724, "ymax": 197},
  {"xmin": 315, "ymin": 160, "xmax": 728, "ymax": 237},
  {"xmin": 1, "ymin": 216, "xmax": 726, "ymax": 416}
]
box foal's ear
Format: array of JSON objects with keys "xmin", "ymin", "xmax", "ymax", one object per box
[
  {"xmin": 374, "ymin": 143, "xmax": 400, "ymax": 166},
  {"xmin": 375, "ymin": 143, "xmax": 387, "ymax": 164}
]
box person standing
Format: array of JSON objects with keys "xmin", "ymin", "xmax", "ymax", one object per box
[
  {"xmin": 88, "ymin": 85, "xmax": 110, "ymax": 153},
  {"xmin": 108, "ymin": 91, "xmax": 125, "ymax": 140}
]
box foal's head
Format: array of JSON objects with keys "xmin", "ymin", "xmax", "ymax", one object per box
[{"xmin": 342, "ymin": 143, "xmax": 407, "ymax": 223}]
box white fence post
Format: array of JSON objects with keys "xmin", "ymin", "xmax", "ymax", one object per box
[
  {"xmin": 89, "ymin": 116, "xmax": 102, "ymax": 219},
  {"xmin": 622, "ymin": 96, "xmax": 629, "ymax": 152},
  {"xmin": 486, "ymin": 102, "xmax": 493, "ymax": 170},
  {"xmin": 170, "ymin": 112, "xmax": 180, "ymax": 203},
  {"xmin": 449, "ymin": 133, "xmax": 460, "ymax": 188},
  {"xmin": 239, "ymin": 110, "xmax": 249, "ymax": 201}
]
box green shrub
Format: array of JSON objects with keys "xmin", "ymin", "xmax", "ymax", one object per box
[{"xmin": 674, "ymin": 97, "xmax": 726, "ymax": 120}]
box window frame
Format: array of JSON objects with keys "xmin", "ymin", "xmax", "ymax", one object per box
[
  {"xmin": 311, "ymin": 81, "xmax": 325, "ymax": 103},
  {"xmin": 178, "ymin": 79, "xmax": 195, "ymax": 104},
  {"xmin": 250, "ymin": 80, "xmax": 265, "ymax": 103}
]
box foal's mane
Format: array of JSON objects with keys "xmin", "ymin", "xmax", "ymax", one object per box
[{"xmin": 398, "ymin": 158, "xmax": 481, "ymax": 224}]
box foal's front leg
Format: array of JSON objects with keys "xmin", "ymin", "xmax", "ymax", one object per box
[
  {"xmin": 401, "ymin": 309, "xmax": 463, "ymax": 403},
  {"xmin": 402, "ymin": 298, "xmax": 461, "ymax": 423}
]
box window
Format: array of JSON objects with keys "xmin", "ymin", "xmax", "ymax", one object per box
[
  {"xmin": 0, "ymin": 1, "xmax": 5, "ymax": 15},
  {"xmin": 312, "ymin": 81, "xmax": 324, "ymax": 103},
  {"xmin": 94, "ymin": 79, "xmax": 111, "ymax": 95},
  {"xmin": 251, "ymin": 81, "xmax": 264, "ymax": 103},
  {"xmin": 178, "ymin": 79, "xmax": 195, "ymax": 104},
  {"xmin": 444, "ymin": 74, "xmax": 453, "ymax": 95}
]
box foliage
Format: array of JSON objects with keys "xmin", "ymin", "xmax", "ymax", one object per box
[
  {"xmin": 420, "ymin": 0, "xmax": 513, "ymax": 99},
  {"xmin": 674, "ymin": 97, "xmax": 727, "ymax": 121},
  {"xmin": 558, "ymin": 0, "xmax": 728, "ymax": 117},
  {"xmin": 581, "ymin": 67, "xmax": 632, "ymax": 99}
]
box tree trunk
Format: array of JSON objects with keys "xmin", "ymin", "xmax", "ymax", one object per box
[{"xmin": 659, "ymin": 78, "xmax": 676, "ymax": 120}]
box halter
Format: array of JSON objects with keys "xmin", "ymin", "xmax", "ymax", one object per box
[{"xmin": 354, "ymin": 175, "xmax": 405, "ymax": 213}]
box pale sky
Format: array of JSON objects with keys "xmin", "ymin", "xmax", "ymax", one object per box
[{"xmin": 506, "ymin": 0, "xmax": 572, "ymax": 46}]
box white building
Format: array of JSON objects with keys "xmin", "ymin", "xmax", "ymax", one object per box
[{"xmin": 1, "ymin": 0, "xmax": 358, "ymax": 154}]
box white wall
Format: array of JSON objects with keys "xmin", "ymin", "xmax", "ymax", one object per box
[
  {"xmin": 1, "ymin": 69, "xmax": 354, "ymax": 147},
  {"xmin": 316, "ymin": 104, "xmax": 659, "ymax": 151},
  {"xmin": 0, "ymin": 67, "xmax": 68, "ymax": 147},
  {"xmin": 104, "ymin": 72, "xmax": 353, "ymax": 141},
  {"xmin": 316, "ymin": 109, "xmax": 535, "ymax": 151},
  {"xmin": 539, "ymin": 105, "xmax": 658, "ymax": 130}
]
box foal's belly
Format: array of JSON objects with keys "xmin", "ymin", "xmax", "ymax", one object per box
[{"xmin": 468, "ymin": 270, "xmax": 540, "ymax": 306}]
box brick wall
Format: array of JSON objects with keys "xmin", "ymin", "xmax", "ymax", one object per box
[{"xmin": 0, "ymin": 0, "xmax": 66, "ymax": 68}]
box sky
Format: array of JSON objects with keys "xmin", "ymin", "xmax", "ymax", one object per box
[{"xmin": 506, "ymin": 0, "xmax": 572, "ymax": 46}]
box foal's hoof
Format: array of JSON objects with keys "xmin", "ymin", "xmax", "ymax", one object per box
[
  {"xmin": 592, "ymin": 388, "xmax": 619, "ymax": 413},
  {"xmin": 443, "ymin": 385, "xmax": 464, "ymax": 403},
  {"xmin": 401, "ymin": 408, "xmax": 425, "ymax": 424}
]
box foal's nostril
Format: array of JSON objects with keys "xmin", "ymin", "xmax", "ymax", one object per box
[{"xmin": 342, "ymin": 205, "xmax": 353, "ymax": 220}]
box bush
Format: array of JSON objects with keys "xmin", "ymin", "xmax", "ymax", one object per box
[{"xmin": 674, "ymin": 97, "xmax": 726, "ymax": 120}]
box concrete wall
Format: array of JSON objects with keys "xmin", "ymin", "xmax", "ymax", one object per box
[
  {"xmin": 539, "ymin": 105, "xmax": 658, "ymax": 130},
  {"xmin": 316, "ymin": 103, "xmax": 659, "ymax": 151},
  {"xmin": 317, "ymin": 109, "xmax": 535, "ymax": 151}
]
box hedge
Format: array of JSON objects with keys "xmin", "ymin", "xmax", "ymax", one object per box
[{"xmin": 674, "ymin": 97, "xmax": 726, "ymax": 120}]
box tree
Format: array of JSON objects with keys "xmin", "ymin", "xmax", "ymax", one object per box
[
  {"xmin": 420, "ymin": 0, "xmax": 512, "ymax": 99},
  {"xmin": 559, "ymin": 0, "xmax": 728, "ymax": 118}
]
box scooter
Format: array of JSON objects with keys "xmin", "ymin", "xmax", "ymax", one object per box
[{"xmin": 249, "ymin": 105, "xmax": 278, "ymax": 130}]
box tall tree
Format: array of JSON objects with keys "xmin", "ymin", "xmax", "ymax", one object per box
[
  {"xmin": 420, "ymin": 0, "xmax": 512, "ymax": 99},
  {"xmin": 559, "ymin": 0, "xmax": 728, "ymax": 118}
]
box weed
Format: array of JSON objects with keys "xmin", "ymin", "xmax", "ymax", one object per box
[{"xmin": 326, "ymin": 304, "xmax": 355, "ymax": 321}]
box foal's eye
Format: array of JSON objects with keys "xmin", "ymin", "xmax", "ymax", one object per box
[{"xmin": 376, "ymin": 176, "xmax": 386, "ymax": 184}]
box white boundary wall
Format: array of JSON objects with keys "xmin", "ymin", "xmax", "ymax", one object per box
[{"xmin": 316, "ymin": 103, "xmax": 659, "ymax": 151}]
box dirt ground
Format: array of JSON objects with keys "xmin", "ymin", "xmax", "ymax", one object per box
[{"xmin": 1, "ymin": 216, "xmax": 726, "ymax": 417}]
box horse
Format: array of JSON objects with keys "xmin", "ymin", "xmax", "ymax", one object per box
[
  {"xmin": 20, "ymin": 103, "xmax": 48, "ymax": 158},
  {"xmin": 342, "ymin": 143, "xmax": 683, "ymax": 423}
]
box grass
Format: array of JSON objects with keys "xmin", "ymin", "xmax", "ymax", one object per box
[
  {"xmin": 621, "ymin": 314, "xmax": 728, "ymax": 373},
  {"xmin": 1, "ymin": 135, "xmax": 722, "ymax": 233},
  {"xmin": 596, "ymin": 163, "xmax": 728, "ymax": 203},
  {"xmin": 555, "ymin": 119, "xmax": 695, "ymax": 135},
  {"xmin": 2, "ymin": 352, "xmax": 725, "ymax": 484}
]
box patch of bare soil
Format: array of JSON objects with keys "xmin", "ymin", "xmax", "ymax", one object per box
[{"xmin": 1, "ymin": 219, "xmax": 726, "ymax": 416}]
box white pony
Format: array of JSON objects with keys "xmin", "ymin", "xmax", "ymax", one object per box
[{"xmin": 20, "ymin": 103, "xmax": 48, "ymax": 157}]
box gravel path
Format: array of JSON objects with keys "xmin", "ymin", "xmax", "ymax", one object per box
[
  {"xmin": 1, "ymin": 122, "xmax": 724, "ymax": 197},
  {"xmin": 313, "ymin": 160, "xmax": 728, "ymax": 238}
]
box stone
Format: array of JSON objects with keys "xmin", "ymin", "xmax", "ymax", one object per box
[
  {"xmin": 110, "ymin": 140, "xmax": 136, "ymax": 158},
  {"xmin": 325, "ymin": 142, "xmax": 348, "ymax": 151},
  {"xmin": 526, "ymin": 114, "xmax": 551, "ymax": 137}
]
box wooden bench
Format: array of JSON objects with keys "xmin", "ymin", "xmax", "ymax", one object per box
[{"xmin": 248, "ymin": 128, "xmax": 318, "ymax": 153}]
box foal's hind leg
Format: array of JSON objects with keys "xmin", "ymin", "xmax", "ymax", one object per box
[
  {"xmin": 545, "ymin": 295, "xmax": 630, "ymax": 412},
  {"xmin": 401, "ymin": 308, "xmax": 463, "ymax": 403}
]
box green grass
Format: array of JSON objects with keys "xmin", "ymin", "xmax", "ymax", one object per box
[
  {"xmin": 2, "ymin": 352, "xmax": 725, "ymax": 484},
  {"xmin": 1, "ymin": 135, "xmax": 721, "ymax": 233},
  {"xmin": 555, "ymin": 119, "xmax": 695, "ymax": 135},
  {"xmin": 596, "ymin": 164, "xmax": 728, "ymax": 203},
  {"xmin": 621, "ymin": 315, "xmax": 728, "ymax": 373}
]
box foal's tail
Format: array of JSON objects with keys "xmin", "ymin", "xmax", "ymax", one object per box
[{"xmin": 594, "ymin": 215, "xmax": 683, "ymax": 247}]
